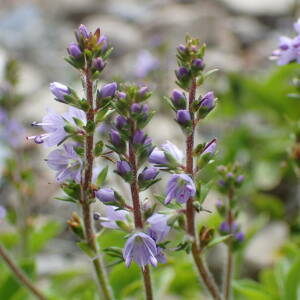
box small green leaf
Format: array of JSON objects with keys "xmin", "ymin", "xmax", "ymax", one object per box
[
  {"xmin": 77, "ymin": 241, "xmax": 95, "ymax": 258},
  {"xmin": 207, "ymin": 234, "xmax": 231, "ymax": 248},
  {"xmin": 96, "ymin": 166, "xmax": 109, "ymax": 186}
]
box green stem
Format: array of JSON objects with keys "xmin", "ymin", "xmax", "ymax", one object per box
[
  {"xmin": 80, "ymin": 69, "xmax": 114, "ymax": 300},
  {"xmin": 0, "ymin": 245, "xmax": 47, "ymax": 300}
]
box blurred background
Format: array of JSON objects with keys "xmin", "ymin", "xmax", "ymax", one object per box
[{"xmin": 1, "ymin": 0, "xmax": 300, "ymax": 299}]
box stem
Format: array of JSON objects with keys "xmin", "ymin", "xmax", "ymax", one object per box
[
  {"xmin": 128, "ymin": 120, "xmax": 153, "ymax": 300},
  {"xmin": 0, "ymin": 245, "xmax": 47, "ymax": 300},
  {"xmin": 80, "ymin": 69, "xmax": 114, "ymax": 300},
  {"xmin": 223, "ymin": 190, "xmax": 234, "ymax": 300},
  {"xmin": 185, "ymin": 79, "xmax": 223, "ymax": 300}
]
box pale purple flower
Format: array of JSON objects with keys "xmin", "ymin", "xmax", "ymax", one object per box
[
  {"xmin": 99, "ymin": 82, "xmax": 117, "ymax": 98},
  {"xmin": 79, "ymin": 24, "xmax": 90, "ymax": 38},
  {"xmin": 201, "ymin": 139, "xmax": 217, "ymax": 157},
  {"xmin": 171, "ymin": 89, "xmax": 186, "ymax": 107},
  {"xmin": 95, "ymin": 188, "xmax": 115, "ymax": 203},
  {"xmin": 138, "ymin": 86, "xmax": 149, "ymax": 97},
  {"xmin": 165, "ymin": 174, "xmax": 196, "ymax": 204},
  {"xmin": 100, "ymin": 206, "xmax": 129, "ymax": 229},
  {"xmin": 135, "ymin": 50, "xmax": 160, "ymax": 78},
  {"xmin": 140, "ymin": 167, "xmax": 159, "ymax": 180},
  {"xmin": 93, "ymin": 57, "xmax": 106, "ymax": 72},
  {"xmin": 27, "ymin": 107, "xmax": 86, "ymax": 147},
  {"xmin": 116, "ymin": 161, "xmax": 131, "ymax": 175},
  {"xmin": 49, "ymin": 82, "xmax": 70, "ymax": 103},
  {"xmin": 147, "ymin": 213, "xmax": 170, "ymax": 242},
  {"xmin": 236, "ymin": 175, "xmax": 244, "ymax": 184},
  {"xmin": 200, "ymin": 91, "xmax": 216, "ymax": 112},
  {"xmin": 149, "ymin": 141, "xmax": 183, "ymax": 165},
  {"xmin": 0, "ymin": 206, "xmax": 6, "ymax": 219},
  {"xmin": 46, "ymin": 143, "xmax": 83, "ymax": 183},
  {"xmin": 98, "ymin": 35, "xmax": 108, "ymax": 51},
  {"xmin": 67, "ymin": 42, "xmax": 82, "ymax": 58},
  {"xmin": 123, "ymin": 232, "xmax": 158, "ymax": 268},
  {"xmin": 235, "ymin": 231, "xmax": 244, "ymax": 242},
  {"xmin": 177, "ymin": 110, "xmax": 191, "ymax": 125}
]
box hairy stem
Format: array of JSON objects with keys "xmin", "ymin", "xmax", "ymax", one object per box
[
  {"xmin": 128, "ymin": 120, "xmax": 153, "ymax": 300},
  {"xmin": 185, "ymin": 79, "xmax": 223, "ymax": 300},
  {"xmin": 80, "ymin": 69, "xmax": 114, "ymax": 300},
  {"xmin": 223, "ymin": 190, "xmax": 234, "ymax": 300},
  {"xmin": 0, "ymin": 245, "xmax": 47, "ymax": 300}
]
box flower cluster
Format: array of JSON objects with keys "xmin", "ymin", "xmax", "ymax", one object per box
[
  {"xmin": 216, "ymin": 164, "xmax": 245, "ymax": 247},
  {"xmin": 271, "ymin": 19, "xmax": 300, "ymax": 65}
]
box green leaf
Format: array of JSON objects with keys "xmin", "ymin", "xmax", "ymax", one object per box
[
  {"xmin": 207, "ymin": 234, "xmax": 231, "ymax": 248},
  {"xmin": 233, "ymin": 279, "xmax": 275, "ymax": 300},
  {"xmin": 284, "ymin": 257, "xmax": 300, "ymax": 300},
  {"xmin": 96, "ymin": 166, "xmax": 109, "ymax": 186},
  {"xmin": 77, "ymin": 241, "xmax": 95, "ymax": 258}
]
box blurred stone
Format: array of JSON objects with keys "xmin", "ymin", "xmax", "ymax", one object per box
[
  {"xmin": 220, "ymin": 0, "xmax": 294, "ymax": 15},
  {"xmin": 245, "ymin": 222, "xmax": 289, "ymax": 268}
]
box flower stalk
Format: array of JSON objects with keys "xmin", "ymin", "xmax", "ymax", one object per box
[
  {"xmin": 185, "ymin": 79, "xmax": 223, "ymax": 300},
  {"xmin": 80, "ymin": 68, "xmax": 114, "ymax": 300}
]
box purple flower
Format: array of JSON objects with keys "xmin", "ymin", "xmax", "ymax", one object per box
[
  {"xmin": 67, "ymin": 42, "xmax": 82, "ymax": 58},
  {"xmin": 123, "ymin": 232, "xmax": 158, "ymax": 268},
  {"xmin": 28, "ymin": 107, "xmax": 86, "ymax": 147},
  {"xmin": 236, "ymin": 175, "xmax": 244, "ymax": 184},
  {"xmin": 93, "ymin": 212, "xmax": 101, "ymax": 221},
  {"xmin": 200, "ymin": 91, "xmax": 216, "ymax": 110},
  {"xmin": 110, "ymin": 129, "xmax": 121, "ymax": 146},
  {"xmin": 165, "ymin": 174, "xmax": 196, "ymax": 204},
  {"xmin": 100, "ymin": 205, "xmax": 129, "ymax": 229},
  {"xmin": 140, "ymin": 167, "xmax": 159, "ymax": 180},
  {"xmin": 93, "ymin": 57, "xmax": 106, "ymax": 72},
  {"xmin": 149, "ymin": 141, "xmax": 183, "ymax": 165},
  {"xmin": 192, "ymin": 58, "xmax": 204, "ymax": 70},
  {"xmin": 79, "ymin": 24, "xmax": 90, "ymax": 38},
  {"xmin": 131, "ymin": 103, "xmax": 149, "ymax": 114},
  {"xmin": 116, "ymin": 161, "xmax": 131, "ymax": 175},
  {"xmin": 99, "ymin": 82, "xmax": 117, "ymax": 98},
  {"xmin": 138, "ymin": 86, "xmax": 149, "ymax": 97},
  {"xmin": 116, "ymin": 91, "xmax": 126, "ymax": 99},
  {"xmin": 0, "ymin": 206, "xmax": 6, "ymax": 220},
  {"xmin": 95, "ymin": 188, "xmax": 115, "ymax": 203},
  {"xmin": 50, "ymin": 82, "xmax": 71, "ymax": 103},
  {"xmin": 27, "ymin": 108, "xmax": 66, "ymax": 147},
  {"xmin": 46, "ymin": 143, "xmax": 83, "ymax": 183},
  {"xmin": 177, "ymin": 110, "xmax": 191, "ymax": 125},
  {"xmin": 147, "ymin": 213, "xmax": 170, "ymax": 242},
  {"xmin": 115, "ymin": 115, "xmax": 128, "ymax": 130},
  {"xmin": 134, "ymin": 50, "xmax": 160, "ymax": 78}
]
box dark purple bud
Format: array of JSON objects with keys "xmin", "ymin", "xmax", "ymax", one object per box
[
  {"xmin": 220, "ymin": 221, "xmax": 238, "ymax": 234},
  {"xmin": 117, "ymin": 161, "xmax": 131, "ymax": 175},
  {"xmin": 93, "ymin": 57, "xmax": 106, "ymax": 72},
  {"xmin": 99, "ymin": 82, "xmax": 117, "ymax": 98},
  {"xmin": 176, "ymin": 67, "xmax": 189, "ymax": 80},
  {"xmin": 235, "ymin": 231, "xmax": 244, "ymax": 242},
  {"xmin": 95, "ymin": 188, "xmax": 115, "ymax": 203},
  {"xmin": 68, "ymin": 42, "xmax": 82, "ymax": 58},
  {"xmin": 138, "ymin": 86, "xmax": 149, "ymax": 97},
  {"xmin": 142, "ymin": 104, "xmax": 149, "ymax": 113},
  {"xmin": 192, "ymin": 58, "xmax": 204, "ymax": 70},
  {"xmin": 133, "ymin": 130, "xmax": 146, "ymax": 144},
  {"xmin": 218, "ymin": 180, "xmax": 226, "ymax": 187},
  {"xmin": 110, "ymin": 129, "xmax": 121, "ymax": 146},
  {"xmin": 141, "ymin": 167, "xmax": 159, "ymax": 180},
  {"xmin": 79, "ymin": 24, "xmax": 90, "ymax": 38},
  {"xmin": 131, "ymin": 103, "xmax": 141, "ymax": 113},
  {"xmin": 177, "ymin": 110, "xmax": 191, "ymax": 125},
  {"xmin": 115, "ymin": 115, "xmax": 128, "ymax": 130},
  {"xmin": 226, "ymin": 172, "xmax": 234, "ymax": 179},
  {"xmin": 93, "ymin": 212, "xmax": 101, "ymax": 220},
  {"xmin": 171, "ymin": 89, "xmax": 184, "ymax": 104},
  {"xmin": 177, "ymin": 44, "xmax": 186, "ymax": 53}
]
